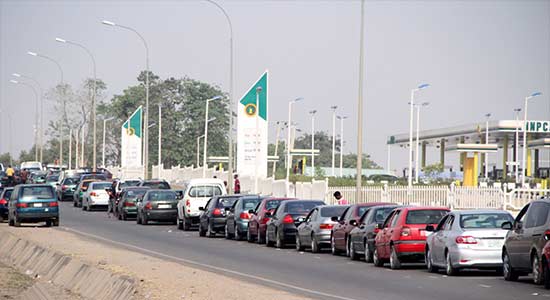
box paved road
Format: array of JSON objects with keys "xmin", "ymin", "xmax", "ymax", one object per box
[{"xmin": 57, "ymin": 202, "xmax": 544, "ymax": 300}]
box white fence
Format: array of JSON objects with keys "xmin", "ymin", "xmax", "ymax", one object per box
[{"xmin": 110, "ymin": 165, "xmax": 549, "ymax": 211}]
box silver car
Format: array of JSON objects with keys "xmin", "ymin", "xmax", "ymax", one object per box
[
  {"xmin": 425, "ymin": 209, "xmax": 514, "ymax": 275},
  {"xmin": 295, "ymin": 205, "xmax": 348, "ymax": 253}
]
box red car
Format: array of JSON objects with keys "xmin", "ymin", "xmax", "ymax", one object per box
[
  {"xmin": 247, "ymin": 197, "xmax": 296, "ymax": 244},
  {"xmin": 373, "ymin": 206, "xmax": 449, "ymax": 269},
  {"xmin": 331, "ymin": 203, "xmax": 391, "ymax": 256},
  {"xmin": 541, "ymin": 239, "xmax": 550, "ymax": 289}
]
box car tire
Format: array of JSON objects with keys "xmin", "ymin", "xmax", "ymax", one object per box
[
  {"xmin": 364, "ymin": 241, "xmax": 373, "ymax": 263},
  {"xmin": 445, "ymin": 251, "xmax": 458, "ymax": 276},
  {"xmin": 390, "ymin": 246, "xmax": 402, "ymax": 270},
  {"xmin": 182, "ymin": 216, "xmax": 191, "ymax": 231},
  {"xmin": 265, "ymin": 229, "xmax": 274, "ymax": 247},
  {"xmin": 533, "ymin": 254, "xmax": 543, "ymax": 285},
  {"xmin": 207, "ymin": 222, "xmax": 215, "ymax": 238},
  {"xmin": 349, "ymin": 240, "xmax": 359, "ymax": 260},
  {"xmin": 373, "ymin": 247, "xmax": 384, "ymax": 267},
  {"xmin": 199, "ymin": 224, "xmax": 206, "ymax": 237},
  {"xmin": 53, "ymin": 219, "xmax": 59, "ymax": 227},
  {"xmin": 177, "ymin": 218, "xmax": 183, "ymax": 230},
  {"xmin": 122, "ymin": 212, "xmax": 128, "ymax": 221},
  {"xmin": 331, "ymin": 235, "xmax": 339, "ymax": 256},
  {"xmin": 426, "ymin": 248, "xmax": 438, "ymax": 273},
  {"xmin": 257, "ymin": 230, "xmax": 265, "ymax": 244},
  {"xmin": 142, "ymin": 214, "xmax": 148, "ymax": 225},
  {"xmin": 136, "ymin": 212, "xmax": 142, "ymax": 224},
  {"xmin": 226, "ymin": 224, "xmax": 234, "ymax": 240},
  {"xmin": 296, "ymin": 235, "xmax": 304, "ymax": 251},
  {"xmin": 544, "ymin": 259, "xmax": 550, "ymax": 289},
  {"xmin": 45, "ymin": 220, "xmax": 52, "ymax": 227},
  {"xmin": 8, "ymin": 214, "xmax": 14, "ymax": 226},
  {"xmin": 247, "ymin": 229, "xmax": 254, "ymax": 243},
  {"xmin": 311, "ymin": 235, "xmax": 320, "ymax": 253},
  {"xmin": 276, "ymin": 230, "xmax": 285, "ymax": 249},
  {"xmin": 234, "ymin": 227, "xmax": 242, "ymax": 241},
  {"xmin": 82, "ymin": 201, "xmax": 87, "ymax": 211},
  {"xmin": 0, "ymin": 215, "xmax": 4, "ymax": 223},
  {"xmin": 503, "ymin": 251, "xmax": 519, "ymax": 281},
  {"xmin": 73, "ymin": 200, "xmax": 77, "ymax": 207}
]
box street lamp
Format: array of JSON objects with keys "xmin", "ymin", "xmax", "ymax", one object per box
[
  {"xmin": 286, "ymin": 97, "xmax": 303, "ymax": 184},
  {"xmin": 197, "ymin": 135, "xmax": 205, "ymax": 168},
  {"xmin": 484, "ymin": 113, "xmax": 491, "ymax": 179},
  {"xmin": 338, "ymin": 116, "xmax": 348, "ymax": 177},
  {"xmin": 514, "ymin": 108, "xmax": 521, "ymax": 182},
  {"xmin": 309, "ymin": 110, "xmax": 317, "ymax": 177},
  {"xmin": 10, "ymin": 79, "xmax": 39, "ymax": 161},
  {"xmin": 102, "ymin": 117, "xmax": 115, "ymax": 167},
  {"xmin": 203, "ymin": 96, "xmax": 222, "ymax": 178},
  {"xmin": 204, "ymin": 0, "xmax": 235, "ymax": 194},
  {"xmin": 56, "ymin": 37, "xmax": 97, "ymax": 171},
  {"xmin": 102, "ymin": 20, "xmax": 150, "ymax": 179},
  {"xmin": 408, "ymin": 83, "xmax": 430, "ymax": 188},
  {"xmin": 522, "ymin": 91, "xmax": 542, "ymax": 186},
  {"xmin": 413, "ymin": 102, "xmax": 429, "ymax": 183},
  {"xmin": 331, "ymin": 106, "xmax": 338, "ymax": 176},
  {"xmin": 356, "ymin": 0, "xmax": 366, "ymax": 201}
]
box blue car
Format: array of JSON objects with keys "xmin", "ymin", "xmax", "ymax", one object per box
[
  {"xmin": 225, "ymin": 195, "xmax": 264, "ymax": 240},
  {"xmin": 8, "ymin": 184, "xmax": 59, "ymax": 227},
  {"xmin": 0, "ymin": 187, "xmax": 13, "ymax": 222}
]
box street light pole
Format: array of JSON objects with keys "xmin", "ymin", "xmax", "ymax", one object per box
[
  {"xmin": 484, "ymin": 113, "xmax": 491, "ymax": 179},
  {"xmin": 514, "ymin": 108, "xmax": 521, "ymax": 182},
  {"xmin": 356, "ymin": 0, "xmax": 365, "ymax": 201},
  {"xmin": 102, "ymin": 117, "xmax": 114, "ymax": 167},
  {"xmin": 102, "ymin": 20, "xmax": 150, "ymax": 178},
  {"xmin": 69, "ymin": 129, "xmax": 72, "ymax": 169},
  {"xmin": 203, "ymin": 96, "xmax": 222, "ymax": 178},
  {"xmin": 10, "ymin": 80, "xmax": 39, "ymax": 161},
  {"xmin": 309, "ymin": 110, "xmax": 317, "ymax": 177},
  {"xmin": 414, "ymin": 102, "xmax": 429, "ymax": 183},
  {"xmin": 197, "ymin": 135, "xmax": 205, "ymax": 168},
  {"xmin": 158, "ymin": 104, "xmax": 162, "ymax": 179},
  {"xmin": 331, "ymin": 106, "xmax": 337, "ymax": 176},
  {"xmin": 338, "ymin": 116, "xmax": 347, "ymax": 177},
  {"xmin": 522, "ymin": 92, "xmax": 542, "ymax": 186},
  {"xmin": 408, "ymin": 83, "xmax": 430, "ymax": 188},
  {"xmin": 286, "ymin": 98, "xmax": 303, "ymax": 183}
]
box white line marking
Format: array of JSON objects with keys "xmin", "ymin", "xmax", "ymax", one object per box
[
  {"xmin": 59, "ymin": 226, "xmax": 361, "ymax": 300},
  {"xmin": 479, "ymin": 284, "xmax": 491, "ymax": 288}
]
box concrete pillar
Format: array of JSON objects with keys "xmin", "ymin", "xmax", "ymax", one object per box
[
  {"xmin": 480, "ymin": 136, "xmax": 486, "ymax": 177},
  {"xmin": 460, "ymin": 137, "xmax": 466, "ymax": 171},
  {"xmin": 440, "ymin": 139, "xmax": 445, "ymax": 167},
  {"xmin": 473, "ymin": 152, "xmax": 479, "ymax": 187},
  {"xmin": 421, "ymin": 142, "xmax": 427, "ymax": 168},
  {"xmin": 527, "ymin": 148, "xmax": 532, "ymax": 177},
  {"xmin": 535, "ymin": 149, "xmax": 540, "ymax": 178},
  {"xmin": 502, "ymin": 135, "xmax": 508, "ymax": 180}
]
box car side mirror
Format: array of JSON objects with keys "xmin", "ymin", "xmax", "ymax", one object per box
[
  {"xmin": 198, "ymin": 207, "xmax": 205, "ymax": 211},
  {"xmin": 425, "ymin": 225, "xmax": 435, "ymax": 232},
  {"xmin": 349, "ymin": 219, "xmax": 358, "ymax": 227},
  {"xmin": 514, "ymin": 221, "xmax": 523, "ymax": 230},
  {"xmin": 264, "ymin": 211, "xmax": 272, "ymax": 217},
  {"xmin": 501, "ymin": 221, "xmax": 513, "ymax": 230},
  {"xmin": 248, "ymin": 209, "xmax": 255, "ymax": 214},
  {"xmin": 331, "ymin": 216, "xmax": 339, "ymax": 222}
]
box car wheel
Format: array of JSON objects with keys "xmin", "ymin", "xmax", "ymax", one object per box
[
  {"xmin": 82, "ymin": 201, "xmax": 87, "ymax": 211},
  {"xmin": 544, "ymin": 259, "xmax": 550, "ymax": 289},
  {"xmin": 199, "ymin": 224, "xmax": 206, "ymax": 237},
  {"xmin": 73, "ymin": 200, "xmax": 77, "ymax": 207},
  {"xmin": 426, "ymin": 248, "xmax": 438, "ymax": 273},
  {"xmin": 296, "ymin": 235, "xmax": 304, "ymax": 251},
  {"xmin": 331, "ymin": 235, "xmax": 339, "ymax": 255},
  {"xmin": 257, "ymin": 230, "xmax": 265, "ymax": 244},
  {"xmin": 311, "ymin": 234, "xmax": 320, "ymax": 253},
  {"xmin": 364, "ymin": 242, "xmax": 373, "ymax": 263},
  {"xmin": 533, "ymin": 254, "xmax": 543, "ymax": 285},
  {"xmin": 225, "ymin": 224, "xmax": 232, "ymax": 239},
  {"xmin": 349, "ymin": 240, "xmax": 359, "ymax": 260},
  {"xmin": 206, "ymin": 222, "xmax": 215, "ymax": 238},
  {"xmin": 234, "ymin": 227, "xmax": 242, "ymax": 241},
  {"xmin": 45, "ymin": 220, "xmax": 52, "ymax": 227},
  {"xmin": 142, "ymin": 214, "xmax": 149, "ymax": 225},
  {"xmin": 53, "ymin": 219, "xmax": 59, "ymax": 227},
  {"xmin": 182, "ymin": 216, "xmax": 191, "ymax": 231},
  {"xmin": 8, "ymin": 214, "xmax": 14, "ymax": 226},
  {"xmin": 390, "ymin": 246, "xmax": 402, "ymax": 270},
  {"xmin": 122, "ymin": 212, "xmax": 128, "ymax": 221},
  {"xmin": 265, "ymin": 229, "xmax": 274, "ymax": 247},
  {"xmin": 247, "ymin": 229, "xmax": 254, "ymax": 243},
  {"xmin": 0, "ymin": 215, "xmax": 4, "ymax": 223},
  {"xmin": 373, "ymin": 247, "xmax": 384, "ymax": 267},
  {"xmin": 276, "ymin": 230, "xmax": 285, "ymax": 249},
  {"xmin": 136, "ymin": 212, "xmax": 141, "ymax": 224},
  {"xmin": 503, "ymin": 251, "xmax": 519, "ymax": 281},
  {"xmin": 13, "ymin": 214, "xmax": 21, "ymax": 227},
  {"xmin": 177, "ymin": 218, "xmax": 183, "ymax": 230},
  {"xmin": 445, "ymin": 251, "xmax": 458, "ymax": 276}
]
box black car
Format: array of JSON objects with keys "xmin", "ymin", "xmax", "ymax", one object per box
[
  {"xmin": 226, "ymin": 195, "xmax": 264, "ymax": 240},
  {"xmin": 136, "ymin": 189, "xmax": 178, "ymax": 225},
  {"xmin": 198, "ymin": 195, "xmax": 242, "ymax": 237},
  {"xmin": 0, "ymin": 187, "xmax": 14, "ymax": 222},
  {"xmin": 502, "ymin": 199, "xmax": 550, "ymax": 284},
  {"xmin": 348, "ymin": 205, "xmax": 401, "ymax": 261},
  {"xmin": 265, "ymin": 200, "xmax": 325, "ymax": 248},
  {"xmin": 115, "ymin": 187, "xmax": 150, "ymax": 220},
  {"xmin": 138, "ymin": 180, "xmax": 171, "ymax": 190}
]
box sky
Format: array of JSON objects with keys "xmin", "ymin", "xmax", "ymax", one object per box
[{"xmin": 0, "ymin": 0, "xmax": 549, "ymax": 171}]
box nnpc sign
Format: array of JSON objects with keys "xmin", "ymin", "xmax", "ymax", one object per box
[{"xmin": 525, "ymin": 121, "xmax": 550, "ymax": 133}]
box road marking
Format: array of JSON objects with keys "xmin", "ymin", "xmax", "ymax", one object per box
[
  {"xmin": 478, "ymin": 284, "xmax": 491, "ymax": 288},
  {"xmin": 59, "ymin": 226, "xmax": 361, "ymax": 300}
]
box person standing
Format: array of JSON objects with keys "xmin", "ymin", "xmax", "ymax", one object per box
[
  {"xmin": 20, "ymin": 169, "xmax": 28, "ymax": 184},
  {"xmin": 333, "ymin": 191, "xmax": 348, "ymax": 205},
  {"xmin": 233, "ymin": 174, "xmax": 241, "ymax": 194},
  {"xmin": 5, "ymin": 165, "xmax": 15, "ymax": 187}
]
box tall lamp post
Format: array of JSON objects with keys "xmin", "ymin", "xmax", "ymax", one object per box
[
  {"xmin": 102, "ymin": 117, "xmax": 115, "ymax": 167},
  {"xmin": 102, "ymin": 20, "xmax": 150, "ymax": 178},
  {"xmin": 484, "ymin": 113, "xmax": 491, "ymax": 179},
  {"xmin": 514, "ymin": 108, "xmax": 521, "ymax": 182},
  {"xmin": 197, "ymin": 135, "xmax": 205, "ymax": 168},
  {"xmin": 522, "ymin": 91, "xmax": 542, "ymax": 186},
  {"xmin": 330, "ymin": 105, "xmax": 338, "ymax": 176},
  {"xmin": 309, "ymin": 110, "xmax": 317, "ymax": 177},
  {"xmin": 9, "ymin": 80, "xmax": 39, "ymax": 161},
  {"xmin": 203, "ymin": 96, "xmax": 222, "ymax": 178},
  {"xmin": 286, "ymin": 98, "xmax": 303, "ymax": 183},
  {"xmin": 338, "ymin": 116, "xmax": 348, "ymax": 177},
  {"xmin": 414, "ymin": 102, "xmax": 429, "ymax": 183},
  {"xmin": 355, "ymin": 0, "xmax": 366, "ymax": 201},
  {"xmin": 408, "ymin": 83, "xmax": 430, "ymax": 188},
  {"xmin": 55, "ymin": 37, "xmax": 97, "ymax": 171},
  {"xmin": 204, "ymin": 0, "xmax": 235, "ymax": 194}
]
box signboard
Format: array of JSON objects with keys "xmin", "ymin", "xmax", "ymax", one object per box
[
  {"xmin": 121, "ymin": 106, "xmax": 142, "ymax": 167},
  {"xmin": 237, "ymin": 71, "xmax": 268, "ymax": 178},
  {"xmin": 525, "ymin": 121, "xmax": 550, "ymax": 133}
]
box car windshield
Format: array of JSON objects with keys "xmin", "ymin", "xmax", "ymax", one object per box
[
  {"xmin": 92, "ymin": 182, "xmax": 111, "ymax": 190},
  {"xmin": 217, "ymin": 197, "xmax": 239, "ymax": 208},
  {"xmin": 148, "ymin": 191, "xmax": 176, "ymax": 201},
  {"xmin": 143, "ymin": 181, "xmax": 171, "ymax": 189},
  {"xmin": 188, "ymin": 185, "xmax": 222, "ymax": 197},
  {"xmin": 285, "ymin": 201, "xmax": 324, "ymax": 214},
  {"xmin": 46, "ymin": 175, "xmax": 59, "ymax": 182},
  {"xmin": 242, "ymin": 197, "xmax": 262, "ymax": 211},
  {"xmin": 321, "ymin": 206, "xmax": 348, "ymax": 217},
  {"xmin": 20, "ymin": 186, "xmax": 54, "ymax": 201},
  {"xmin": 265, "ymin": 200, "xmax": 283, "ymax": 210},
  {"xmin": 406, "ymin": 209, "xmax": 448, "ymax": 224},
  {"xmin": 2, "ymin": 190, "xmax": 13, "ymax": 199},
  {"xmin": 121, "ymin": 180, "xmax": 141, "ymax": 188},
  {"xmin": 357, "ymin": 206, "xmax": 372, "ymax": 217},
  {"xmin": 373, "ymin": 207, "xmax": 398, "ymax": 223},
  {"xmin": 126, "ymin": 189, "xmax": 148, "ymax": 199},
  {"xmin": 64, "ymin": 178, "xmax": 78, "ymax": 185},
  {"xmin": 460, "ymin": 213, "xmax": 514, "ymax": 229}
]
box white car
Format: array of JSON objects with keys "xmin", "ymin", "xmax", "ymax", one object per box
[
  {"xmin": 177, "ymin": 178, "xmax": 226, "ymax": 231},
  {"xmin": 82, "ymin": 181, "xmax": 112, "ymax": 211}
]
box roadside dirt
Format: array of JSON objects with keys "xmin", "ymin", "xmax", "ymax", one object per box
[
  {"xmin": 0, "ymin": 261, "xmax": 32, "ymax": 299},
  {"xmin": 0, "ymin": 224, "xmax": 310, "ymax": 300}
]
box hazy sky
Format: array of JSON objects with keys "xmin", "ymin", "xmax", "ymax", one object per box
[{"xmin": 1, "ymin": 0, "xmax": 549, "ymax": 170}]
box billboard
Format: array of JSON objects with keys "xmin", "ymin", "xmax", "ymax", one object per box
[
  {"xmin": 237, "ymin": 71, "xmax": 268, "ymax": 178},
  {"xmin": 121, "ymin": 106, "xmax": 142, "ymax": 167}
]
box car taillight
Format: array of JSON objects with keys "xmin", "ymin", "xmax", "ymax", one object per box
[
  {"xmin": 400, "ymin": 227, "xmax": 411, "ymax": 237},
  {"xmin": 213, "ymin": 208, "xmax": 222, "ymax": 216},
  {"xmin": 124, "ymin": 202, "xmax": 135, "ymax": 207},
  {"xmin": 239, "ymin": 212, "xmax": 250, "ymax": 219},
  {"xmin": 282, "ymin": 214, "xmax": 294, "ymax": 224},
  {"xmin": 319, "ymin": 223, "xmax": 334, "ymax": 230},
  {"xmin": 90, "ymin": 192, "xmax": 97, "ymax": 197},
  {"xmin": 62, "ymin": 185, "xmax": 68, "ymax": 191},
  {"xmin": 145, "ymin": 202, "xmax": 152, "ymax": 210},
  {"xmin": 49, "ymin": 201, "xmax": 58, "ymax": 207},
  {"xmin": 261, "ymin": 217, "xmax": 270, "ymax": 224},
  {"xmin": 16, "ymin": 203, "xmax": 28, "ymax": 208},
  {"xmin": 0, "ymin": 198, "xmax": 7, "ymax": 205},
  {"xmin": 374, "ymin": 228, "xmax": 380, "ymax": 234},
  {"xmin": 185, "ymin": 199, "xmax": 191, "ymax": 207},
  {"xmin": 456, "ymin": 236, "xmax": 477, "ymax": 244}
]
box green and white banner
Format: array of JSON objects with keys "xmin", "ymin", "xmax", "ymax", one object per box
[
  {"xmin": 121, "ymin": 106, "xmax": 142, "ymax": 167},
  {"xmin": 237, "ymin": 71, "xmax": 268, "ymax": 178}
]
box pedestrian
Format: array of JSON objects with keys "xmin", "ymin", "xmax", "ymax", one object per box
[
  {"xmin": 333, "ymin": 191, "xmax": 348, "ymax": 205},
  {"xmin": 5, "ymin": 165, "xmax": 15, "ymax": 187},
  {"xmin": 233, "ymin": 174, "xmax": 241, "ymax": 194},
  {"xmin": 20, "ymin": 168, "xmax": 28, "ymax": 184}
]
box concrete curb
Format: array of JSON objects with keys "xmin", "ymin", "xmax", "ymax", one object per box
[{"xmin": 0, "ymin": 232, "xmax": 136, "ymax": 300}]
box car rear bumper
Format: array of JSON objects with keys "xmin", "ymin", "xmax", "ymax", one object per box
[
  {"xmin": 210, "ymin": 217, "xmax": 227, "ymax": 231},
  {"xmin": 89, "ymin": 197, "xmax": 109, "ymax": 206},
  {"xmin": 61, "ymin": 191, "xmax": 75, "ymax": 199},
  {"xmin": 394, "ymin": 241, "xmax": 426, "ymax": 260},
  {"xmin": 122, "ymin": 207, "xmax": 137, "ymax": 215},
  {"xmin": 145, "ymin": 209, "xmax": 177, "ymax": 221},
  {"xmin": 235, "ymin": 220, "xmax": 249, "ymax": 232},
  {"xmin": 16, "ymin": 210, "xmax": 59, "ymax": 222},
  {"xmin": 316, "ymin": 231, "xmax": 332, "ymax": 244},
  {"xmin": 282, "ymin": 226, "xmax": 298, "ymax": 241},
  {"xmin": 449, "ymin": 248, "xmax": 503, "ymax": 268}
]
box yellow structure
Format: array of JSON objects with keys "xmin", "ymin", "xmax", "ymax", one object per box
[{"xmin": 463, "ymin": 153, "xmax": 479, "ymax": 187}]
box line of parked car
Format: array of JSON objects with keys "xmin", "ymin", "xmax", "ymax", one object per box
[{"xmin": 3, "ymin": 173, "xmax": 550, "ymax": 290}]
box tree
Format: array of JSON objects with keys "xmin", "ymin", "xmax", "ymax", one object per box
[{"xmin": 423, "ymin": 163, "xmax": 444, "ymax": 178}]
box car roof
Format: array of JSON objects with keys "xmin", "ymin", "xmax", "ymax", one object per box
[
  {"xmin": 264, "ymin": 197, "xmax": 296, "ymax": 201},
  {"xmin": 19, "ymin": 184, "xmax": 52, "ymax": 187},
  {"xmin": 353, "ymin": 202, "xmax": 393, "ymax": 207},
  {"xmin": 185, "ymin": 178, "xmax": 224, "ymax": 184},
  {"xmin": 122, "ymin": 186, "xmax": 150, "ymax": 191},
  {"xmin": 402, "ymin": 206, "xmax": 450, "ymax": 211},
  {"xmin": 452, "ymin": 209, "xmax": 511, "ymax": 215},
  {"xmin": 90, "ymin": 181, "xmax": 111, "ymax": 185}
]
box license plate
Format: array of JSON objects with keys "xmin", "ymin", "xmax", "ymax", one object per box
[
  {"xmin": 486, "ymin": 240, "xmax": 500, "ymax": 248},
  {"xmin": 158, "ymin": 204, "xmax": 171, "ymax": 209},
  {"xmin": 34, "ymin": 203, "xmax": 42, "ymax": 207}
]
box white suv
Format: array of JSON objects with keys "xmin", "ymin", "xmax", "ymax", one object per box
[{"xmin": 177, "ymin": 178, "xmax": 226, "ymax": 231}]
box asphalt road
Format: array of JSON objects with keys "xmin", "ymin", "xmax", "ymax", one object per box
[{"xmin": 56, "ymin": 202, "xmax": 544, "ymax": 300}]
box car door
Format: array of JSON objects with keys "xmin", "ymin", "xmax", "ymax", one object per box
[
  {"xmin": 506, "ymin": 204, "xmax": 529, "ymax": 266},
  {"xmin": 526, "ymin": 202, "xmax": 550, "ymax": 267},
  {"xmin": 378, "ymin": 209, "xmax": 399, "ymax": 258},
  {"xmin": 431, "ymin": 214, "xmax": 451, "ymax": 264},
  {"xmin": 516, "ymin": 203, "xmax": 541, "ymax": 268},
  {"xmin": 301, "ymin": 208, "xmax": 317, "ymax": 245},
  {"xmin": 351, "ymin": 210, "xmax": 369, "ymax": 252},
  {"xmin": 226, "ymin": 200, "xmax": 238, "ymax": 233},
  {"xmin": 200, "ymin": 199, "xmax": 213, "ymax": 229},
  {"xmin": 334, "ymin": 207, "xmax": 353, "ymax": 249},
  {"xmin": 266, "ymin": 205, "xmax": 280, "ymax": 241}
]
